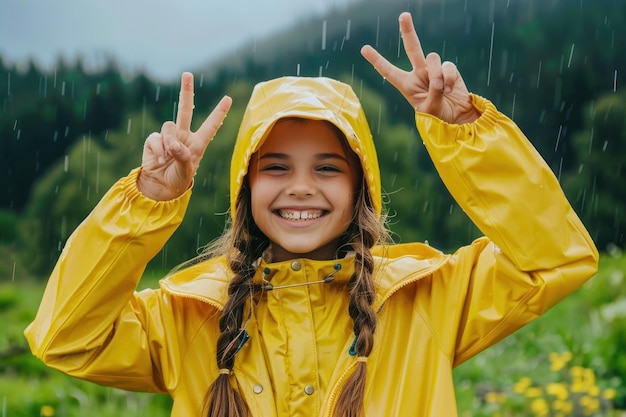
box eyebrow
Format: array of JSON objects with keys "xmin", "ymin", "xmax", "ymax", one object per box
[{"xmin": 258, "ymin": 152, "xmax": 349, "ymax": 162}]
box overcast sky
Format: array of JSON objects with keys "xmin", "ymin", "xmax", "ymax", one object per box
[{"xmin": 1, "ymin": 0, "xmax": 356, "ymax": 82}]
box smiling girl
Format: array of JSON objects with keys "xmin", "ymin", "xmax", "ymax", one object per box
[{"xmin": 25, "ymin": 12, "xmax": 598, "ymax": 417}]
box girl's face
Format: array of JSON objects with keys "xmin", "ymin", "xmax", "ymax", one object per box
[{"xmin": 248, "ymin": 119, "xmax": 359, "ymax": 262}]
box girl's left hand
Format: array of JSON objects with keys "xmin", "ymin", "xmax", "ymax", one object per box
[{"xmin": 361, "ymin": 12, "xmax": 480, "ymax": 125}]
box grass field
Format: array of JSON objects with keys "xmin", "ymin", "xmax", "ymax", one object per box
[{"xmin": 1, "ymin": 247, "xmax": 624, "ymax": 416}]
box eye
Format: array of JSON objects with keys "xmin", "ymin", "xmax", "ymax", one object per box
[
  {"xmin": 317, "ymin": 165, "xmax": 342, "ymax": 173},
  {"xmin": 261, "ymin": 164, "xmax": 288, "ymax": 171},
  {"xmin": 259, "ymin": 163, "xmax": 289, "ymax": 175}
]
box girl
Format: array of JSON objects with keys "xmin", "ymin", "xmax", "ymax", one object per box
[{"xmin": 25, "ymin": 12, "xmax": 598, "ymax": 417}]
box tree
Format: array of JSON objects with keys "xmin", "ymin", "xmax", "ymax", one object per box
[{"xmin": 563, "ymin": 90, "xmax": 626, "ymax": 250}]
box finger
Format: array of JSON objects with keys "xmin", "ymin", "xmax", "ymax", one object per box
[
  {"xmin": 360, "ymin": 45, "xmax": 407, "ymax": 86},
  {"xmin": 143, "ymin": 132, "xmax": 165, "ymax": 165},
  {"xmin": 424, "ymin": 52, "xmax": 444, "ymax": 111},
  {"xmin": 168, "ymin": 140, "xmax": 192, "ymax": 163},
  {"xmin": 398, "ymin": 12, "xmax": 427, "ymax": 70},
  {"xmin": 161, "ymin": 121, "xmax": 177, "ymax": 157},
  {"xmin": 192, "ymin": 95, "xmax": 233, "ymax": 151},
  {"xmin": 441, "ymin": 61, "xmax": 460, "ymax": 93},
  {"xmin": 176, "ymin": 72, "xmax": 195, "ymax": 132}
]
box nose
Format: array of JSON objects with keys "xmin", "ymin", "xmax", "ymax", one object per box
[{"xmin": 286, "ymin": 170, "xmax": 316, "ymax": 197}]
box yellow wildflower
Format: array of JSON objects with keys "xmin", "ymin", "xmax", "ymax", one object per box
[
  {"xmin": 546, "ymin": 382, "xmax": 569, "ymax": 400},
  {"xmin": 40, "ymin": 405, "xmax": 55, "ymax": 417},
  {"xmin": 530, "ymin": 398, "xmax": 549, "ymax": 416},
  {"xmin": 485, "ymin": 391, "xmax": 507, "ymax": 404},
  {"xmin": 514, "ymin": 377, "xmax": 532, "ymax": 394},
  {"xmin": 525, "ymin": 387, "xmax": 543, "ymax": 398},
  {"xmin": 602, "ymin": 388, "xmax": 617, "ymax": 400}
]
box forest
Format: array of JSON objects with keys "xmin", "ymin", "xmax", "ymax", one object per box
[
  {"xmin": 1, "ymin": 0, "xmax": 624, "ymax": 272},
  {"xmin": 1, "ymin": 0, "xmax": 625, "ymax": 415}
]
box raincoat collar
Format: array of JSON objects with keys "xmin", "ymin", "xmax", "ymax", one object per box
[{"xmin": 159, "ymin": 242, "xmax": 449, "ymax": 312}]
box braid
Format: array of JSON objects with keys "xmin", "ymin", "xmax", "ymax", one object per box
[
  {"xmin": 334, "ymin": 177, "xmax": 388, "ymax": 417},
  {"xmin": 203, "ymin": 186, "xmax": 269, "ymax": 417}
]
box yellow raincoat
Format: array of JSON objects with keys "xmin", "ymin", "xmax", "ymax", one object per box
[{"xmin": 25, "ymin": 77, "xmax": 598, "ymax": 417}]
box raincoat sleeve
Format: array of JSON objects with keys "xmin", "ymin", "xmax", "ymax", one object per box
[
  {"xmin": 24, "ymin": 167, "xmax": 190, "ymax": 393},
  {"xmin": 414, "ymin": 95, "xmax": 599, "ymax": 365}
]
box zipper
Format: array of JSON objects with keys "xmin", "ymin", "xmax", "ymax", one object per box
[
  {"xmin": 373, "ymin": 255, "xmax": 450, "ymax": 311},
  {"xmin": 323, "ymin": 361, "xmax": 358, "ymax": 417},
  {"xmin": 323, "ymin": 255, "xmax": 450, "ymax": 416},
  {"xmin": 159, "ymin": 281, "xmax": 224, "ymax": 311}
]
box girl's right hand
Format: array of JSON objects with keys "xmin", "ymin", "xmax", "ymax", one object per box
[{"xmin": 137, "ymin": 72, "xmax": 232, "ymax": 201}]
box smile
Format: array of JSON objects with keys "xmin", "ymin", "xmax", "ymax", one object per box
[{"xmin": 277, "ymin": 209, "xmax": 325, "ymax": 221}]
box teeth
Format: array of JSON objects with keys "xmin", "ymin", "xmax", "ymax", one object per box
[{"xmin": 279, "ymin": 210, "xmax": 323, "ymax": 220}]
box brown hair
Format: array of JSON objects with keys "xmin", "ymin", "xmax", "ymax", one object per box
[{"xmin": 201, "ymin": 120, "xmax": 390, "ymax": 417}]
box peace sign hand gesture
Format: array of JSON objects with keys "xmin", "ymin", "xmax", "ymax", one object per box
[
  {"xmin": 138, "ymin": 72, "xmax": 232, "ymax": 201},
  {"xmin": 361, "ymin": 12, "xmax": 480, "ymax": 125}
]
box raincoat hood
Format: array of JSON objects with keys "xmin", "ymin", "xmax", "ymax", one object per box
[{"xmin": 229, "ymin": 76, "xmax": 382, "ymax": 218}]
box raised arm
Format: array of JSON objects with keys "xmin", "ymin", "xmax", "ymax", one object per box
[{"xmin": 24, "ymin": 73, "xmax": 231, "ymax": 392}]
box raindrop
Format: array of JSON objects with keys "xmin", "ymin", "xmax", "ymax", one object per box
[
  {"xmin": 422, "ymin": 201, "xmax": 429, "ymax": 212},
  {"xmin": 487, "ymin": 22, "xmax": 495, "ymax": 86},
  {"xmin": 555, "ymin": 125, "xmax": 563, "ymax": 152},
  {"xmin": 41, "ymin": 76, "xmax": 47, "ymax": 98},
  {"xmin": 397, "ymin": 29, "xmax": 402, "ymax": 58},
  {"xmin": 155, "ymin": 86, "xmax": 161, "ymax": 101},
  {"xmin": 588, "ymin": 127, "xmax": 594, "ymax": 154},
  {"xmin": 511, "ymin": 93, "xmax": 516, "ymax": 120},
  {"xmin": 11, "ymin": 262, "xmax": 16, "ymax": 282},
  {"xmin": 567, "ymin": 44, "xmax": 575, "ymax": 68},
  {"xmin": 322, "ymin": 20, "xmax": 327, "ymax": 51},
  {"xmin": 602, "ymin": 141, "xmax": 608, "ymax": 152},
  {"xmin": 61, "ymin": 81, "xmax": 66, "ymax": 96},
  {"xmin": 375, "ymin": 16, "xmax": 380, "ymax": 47},
  {"xmin": 377, "ymin": 103, "xmax": 382, "ymax": 135},
  {"xmin": 296, "ymin": 64, "xmax": 301, "ymax": 76},
  {"xmin": 96, "ymin": 152, "xmax": 101, "ymax": 194},
  {"xmin": 6, "ymin": 72, "xmax": 10, "ymax": 96},
  {"xmin": 127, "ymin": 119, "xmax": 132, "ymax": 134},
  {"xmin": 613, "ymin": 70, "xmax": 618, "ymax": 92},
  {"xmin": 536, "ymin": 60, "xmax": 543, "ymax": 89},
  {"xmin": 346, "ymin": 19, "xmax": 351, "ymax": 41},
  {"xmin": 96, "ymin": 83, "xmax": 101, "ymax": 95},
  {"xmin": 12, "ymin": 120, "xmax": 17, "ymax": 131},
  {"xmin": 200, "ymin": 74, "xmax": 204, "ymax": 88},
  {"xmin": 53, "ymin": 131, "xmax": 58, "ymax": 143}
]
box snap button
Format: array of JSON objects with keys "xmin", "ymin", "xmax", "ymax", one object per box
[
  {"xmin": 291, "ymin": 260, "xmax": 302, "ymax": 271},
  {"xmin": 304, "ymin": 385, "xmax": 315, "ymax": 395},
  {"xmin": 253, "ymin": 384, "xmax": 263, "ymax": 394},
  {"xmin": 493, "ymin": 244, "xmax": 502, "ymax": 254}
]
